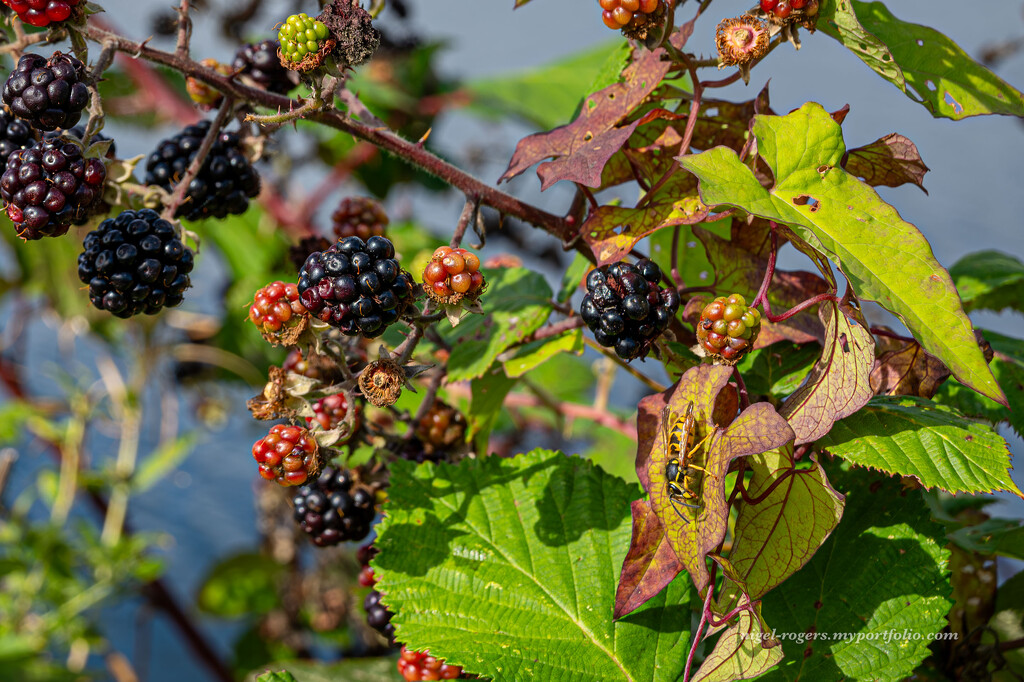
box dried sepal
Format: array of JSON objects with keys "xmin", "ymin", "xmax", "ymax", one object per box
[
  {"xmin": 358, "ymin": 355, "xmax": 405, "ymax": 407},
  {"xmin": 716, "ymin": 15, "xmax": 770, "ymax": 67}
]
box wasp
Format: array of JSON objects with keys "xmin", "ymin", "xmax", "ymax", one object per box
[{"xmin": 662, "ymin": 402, "xmax": 716, "ymax": 519}]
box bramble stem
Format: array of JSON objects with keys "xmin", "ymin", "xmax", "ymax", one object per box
[{"xmin": 160, "ymin": 97, "xmax": 236, "ymax": 224}]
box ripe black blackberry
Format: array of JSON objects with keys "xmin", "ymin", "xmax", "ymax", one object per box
[
  {"xmin": 579, "ymin": 259, "xmax": 679, "ymax": 360},
  {"xmin": 2, "ymin": 52, "xmax": 90, "ymax": 132},
  {"xmin": 297, "ymin": 236, "xmax": 417, "ymax": 338},
  {"xmin": 363, "ymin": 590, "xmax": 396, "ymax": 643},
  {"xmin": 1, "ymin": 138, "xmax": 106, "ymax": 239},
  {"xmin": 77, "ymin": 209, "xmax": 194, "ymax": 317},
  {"xmin": 144, "ymin": 120, "xmax": 261, "ymax": 221},
  {"xmin": 292, "ymin": 467, "xmax": 377, "ymax": 546},
  {"xmin": 233, "ymin": 40, "xmax": 296, "ymax": 94},
  {"xmin": 0, "ymin": 107, "xmax": 34, "ymax": 162}
]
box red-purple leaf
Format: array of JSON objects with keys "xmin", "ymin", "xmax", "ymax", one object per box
[
  {"xmin": 870, "ymin": 332, "xmax": 951, "ymax": 398},
  {"xmin": 613, "ymin": 499, "xmax": 685, "ymax": 619},
  {"xmin": 845, "ymin": 133, "xmax": 929, "ymax": 193}
]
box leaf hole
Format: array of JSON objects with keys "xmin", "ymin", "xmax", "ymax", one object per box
[
  {"xmin": 944, "ymin": 92, "xmax": 964, "ymax": 115},
  {"xmin": 793, "ymin": 195, "xmax": 820, "ymax": 212},
  {"xmin": 699, "ymin": 270, "xmax": 709, "ymax": 280},
  {"xmin": 583, "ymin": 132, "xmax": 594, "ymax": 142},
  {"xmin": 839, "ymin": 332, "xmax": 850, "ymax": 352},
  {"xmin": 916, "ymin": 39, "xmax": 924, "ymax": 47},
  {"xmin": 925, "ymin": 80, "xmax": 937, "ymax": 92},
  {"xmin": 705, "ymin": 107, "xmax": 719, "ymax": 117},
  {"xmin": 687, "ymin": 241, "xmax": 697, "ymax": 249}
]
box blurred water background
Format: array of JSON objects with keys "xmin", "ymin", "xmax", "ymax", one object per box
[{"xmin": 3, "ymin": 0, "xmax": 1024, "ymax": 679}]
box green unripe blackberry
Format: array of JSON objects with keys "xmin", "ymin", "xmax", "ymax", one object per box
[
  {"xmin": 277, "ymin": 13, "xmax": 331, "ymax": 67},
  {"xmin": 696, "ymin": 293, "xmax": 761, "ymax": 363}
]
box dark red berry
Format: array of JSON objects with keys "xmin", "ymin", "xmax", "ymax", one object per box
[
  {"xmin": 233, "ymin": 40, "xmax": 296, "ymax": 95},
  {"xmin": 398, "ymin": 646, "xmax": 465, "ymax": 681},
  {"xmin": 331, "ymin": 196, "xmax": 389, "ymax": 242}
]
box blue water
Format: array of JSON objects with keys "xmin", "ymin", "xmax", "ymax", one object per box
[{"xmin": 3, "ymin": 0, "xmax": 1024, "ymax": 680}]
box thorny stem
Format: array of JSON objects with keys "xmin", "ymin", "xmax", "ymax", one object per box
[
  {"xmin": 245, "ymin": 98, "xmax": 322, "ymax": 125},
  {"xmin": 0, "ymin": 18, "xmax": 64, "ymax": 57},
  {"xmin": 160, "ymin": 96, "xmax": 236, "ymax": 224},
  {"xmin": 450, "ymin": 195, "xmax": 480, "ymax": 249},
  {"xmin": 175, "ymin": 0, "xmax": 192, "ymax": 59},
  {"xmin": 78, "ymin": 23, "xmax": 588, "ymax": 260}
]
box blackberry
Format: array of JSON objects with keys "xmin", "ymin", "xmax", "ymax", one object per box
[
  {"xmin": 0, "ymin": 107, "xmax": 34, "ymax": 163},
  {"xmin": 422, "ymin": 246, "xmax": 485, "ymax": 305},
  {"xmin": 696, "ymin": 293, "xmax": 761, "ymax": 363},
  {"xmin": 3, "ymin": 52, "xmax": 90, "ymax": 132},
  {"xmin": 363, "ymin": 590, "xmax": 396, "ymax": 643},
  {"xmin": 144, "ymin": 120, "xmax": 261, "ymax": 221},
  {"xmin": 760, "ymin": 0, "xmax": 818, "ymax": 23},
  {"xmin": 253, "ymin": 423, "xmax": 320, "ymax": 486},
  {"xmin": 77, "ymin": 209, "xmax": 193, "ymax": 317},
  {"xmin": 415, "ymin": 400, "xmax": 467, "ymax": 455},
  {"xmin": 291, "ymin": 466, "xmax": 376, "ymax": 546},
  {"xmin": 248, "ymin": 280, "xmax": 309, "ymax": 344},
  {"xmin": 289, "ymin": 235, "xmax": 332, "ymax": 271},
  {"xmin": 2, "ymin": 0, "xmax": 81, "ymax": 27},
  {"xmin": 233, "ymin": 40, "xmax": 296, "ymax": 94},
  {"xmin": 297, "ymin": 236, "xmax": 417, "ymax": 338},
  {"xmin": 2, "ymin": 138, "xmax": 106, "ymax": 239},
  {"xmin": 331, "ymin": 196, "xmax": 388, "ymax": 242},
  {"xmin": 307, "ymin": 392, "xmax": 359, "ymax": 432},
  {"xmin": 579, "ymin": 258, "xmax": 678, "ymax": 361}
]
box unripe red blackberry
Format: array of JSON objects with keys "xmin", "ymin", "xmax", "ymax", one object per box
[
  {"xmin": 3, "ymin": 52, "xmax": 90, "ymax": 132},
  {"xmin": 422, "ymin": 246, "xmax": 485, "ymax": 305},
  {"xmin": 291, "ymin": 466, "xmax": 376, "ymax": 545},
  {"xmin": 415, "ymin": 400, "xmax": 467, "ymax": 452},
  {"xmin": 2, "ymin": 138, "xmax": 107, "ymax": 239},
  {"xmin": 398, "ymin": 646, "xmax": 465, "ymax": 681},
  {"xmin": 248, "ymin": 280, "xmax": 309, "ymax": 344},
  {"xmin": 186, "ymin": 59, "xmax": 232, "ymax": 109},
  {"xmin": 306, "ymin": 392, "xmax": 360, "ymax": 433},
  {"xmin": 144, "ymin": 120, "xmax": 261, "ymax": 221},
  {"xmin": 331, "ymin": 196, "xmax": 388, "ymax": 242},
  {"xmin": 2, "ymin": 0, "xmax": 81, "ymax": 27},
  {"xmin": 0, "ymin": 107, "xmax": 34, "ymax": 163},
  {"xmin": 695, "ymin": 293, "xmax": 761, "ymax": 363},
  {"xmin": 232, "ymin": 40, "xmax": 296, "ymax": 95},
  {"xmin": 77, "ymin": 209, "xmax": 193, "ymax": 317},
  {"xmin": 252, "ymin": 423, "xmax": 321, "ymax": 486},
  {"xmin": 579, "ymin": 258, "xmax": 678, "ymax": 361},
  {"xmin": 599, "ymin": 0, "xmax": 661, "ymax": 31},
  {"xmin": 297, "ymin": 236, "xmax": 417, "ymax": 337}
]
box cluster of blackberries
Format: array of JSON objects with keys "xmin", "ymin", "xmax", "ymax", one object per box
[
  {"xmin": 253, "ymin": 424, "xmax": 320, "ymax": 486},
  {"xmin": 2, "ymin": 52, "xmax": 90, "ymax": 132},
  {"xmin": 331, "ymin": 196, "xmax": 388, "ymax": 241},
  {"xmin": 580, "ymin": 259, "xmax": 679, "ymax": 360},
  {"xmin": 233, "ymin": 40, "xmax": 296, "ymax": 94},
  {"xmin": 292, "ymin": 467, "xmax": 376, "ymax": 546},
  {"xmin": 760, "ymin": 0, "xmax": 819, "ymax": 21},
  {"xmin": 599, "ymin": 0, "xmax": 660, "ymax": 30},
  {"xmin": 77, "ymin": 209, "xmax": 193, "ymax": 317},
  {"xmin": 2, "ymin": 138, "xmax": 106, "ymax": 239},
  {"xmin": 363, "ymin": 590, "xmax": 396, "ymax": 643},
  {"xmin": 297, "ymin": 236, "xmax": 417, "ymax": 337},
  {"xmin": 144, "ymin": 120, "xmax": 261, "ymax": 221}
]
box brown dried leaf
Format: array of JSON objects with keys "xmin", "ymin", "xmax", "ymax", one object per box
[
  {"xmin": 844, "ymin": 133, "xmax": 929, "ymax": 193},
  {"xmin": 582, "ymin": 172, "xmax": 708, "ymax": 265},
  {"xmin": 613, "ymin": 499, "xmax": 684, "ymax": 619},
  {"xmin": 870, "ymin": 331, "xmax": 951, "ymax": 398}
]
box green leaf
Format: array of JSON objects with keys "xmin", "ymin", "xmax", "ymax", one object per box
[
  {"xmin": 250, "ymin": 660, "xmax": 405, "ymax": 682},
  {"xmin": 729, "ymin": 447, "xmax": 845, "ymax": 600},
  {"xmin": 950, "ymin": 250, "xmax": 1024, "ymax": 313},
  {"xmin": 502, "ymin": 329, "xmax": 583, "ymax": 378},
  {"xmin": 818, "ymin": 0, "xmax": 904, "ymax": 93},
  {"xmin": 198, "ymin": 553, "xmax": 284, "ymax": 618},
  {"xmin": 0, "ymin": 402, "xmax": 46, "ymax": 444},
  {"xmin": 948, "ymin": 518, "xmax": 1024, "ymax": 561},
  {"xmin": 734, "ymin": 343, "xmax": 820, "ymax": 402},
  {"xmin": 678, "ymin": 102, "xmax": 1004, "ymax": 405},
  {"xmin": 132, "ymin": 433, "xmax": 197, "ymax": 492},
  {"xmin": 373, "ymin": 451, "xmax": 695, "ymax": 682},
  {"xmin": 467, "ymin": 365, "xmax": 517, "ymax": 449},
  {"xmin": 444, "ymin": 267, "xmax": 552, "ymax": 382},
  {"xmin": 758, "ymin": 466, "xmax": 952, "ymax": 682},
  {"xmin": 935, "ymin": 329, "xmax": 1024, "ymax": 438},
  {"xmin": 466, "ymin": 41, "xmax": 624, "ymax": 129},
  {"xmin": 816, "ymin": 396, "xmax": 1023, "ymax": 498},
  {"xmin": 557, "ymin": 252, "xmax": 590, "ymax": 304},
  {"xmin": 831, "ymin": 1, "xmax": 1024, "ymax": 120},
  {"xmin": 692, "ymin": 610, "xmax": 783, "ymax": 682}
]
